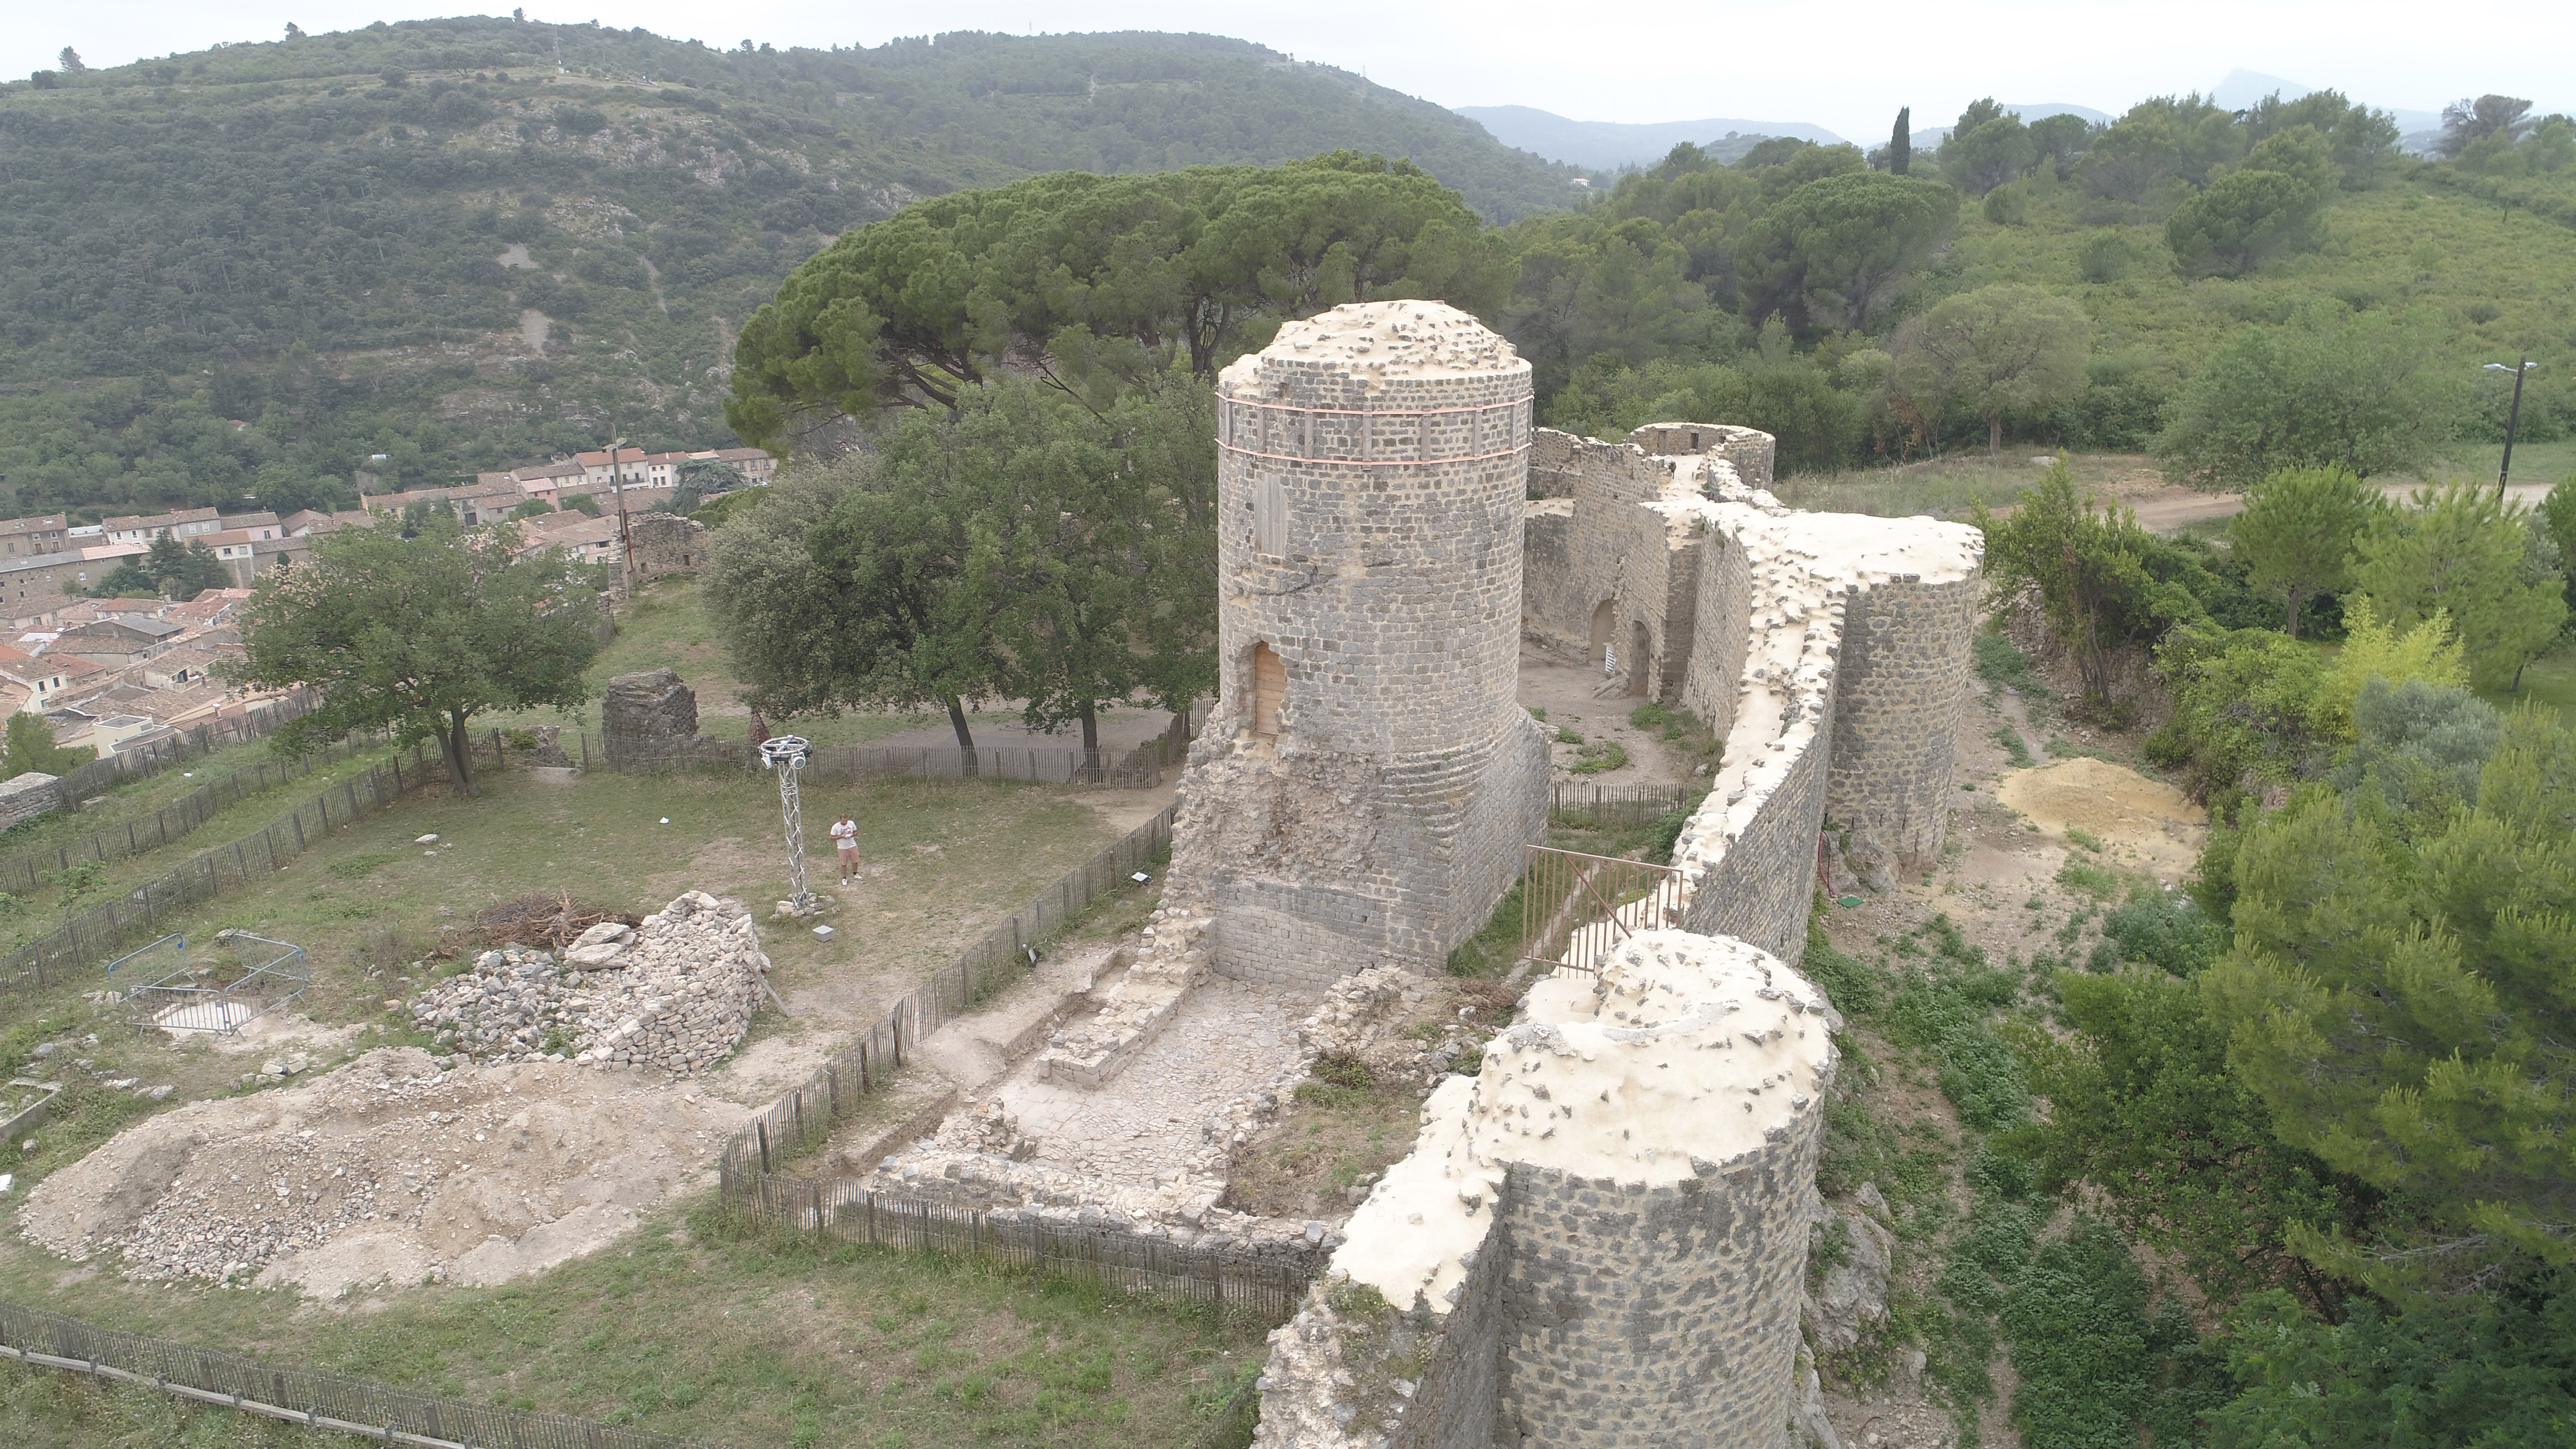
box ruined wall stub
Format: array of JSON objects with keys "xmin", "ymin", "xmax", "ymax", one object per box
[{"xmin": 1172, "ymin": 301, "xmax": 1551, "ymax": 987}]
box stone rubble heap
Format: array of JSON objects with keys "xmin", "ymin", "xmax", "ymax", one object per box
[
  {"xmin": 17, "ymin": 1047, "xmax": 747, "ymax": 1290},
  {"xmin": 409, "ymin": 948, "xmax": 595, "ymax": 1064},
  {"xmin": 406, "ymin": 890, "xmax": 768, "ymax": 1076},
  {"xmin": 573, "ymin": 892, "xmax": 769, "ymax": 1074}
]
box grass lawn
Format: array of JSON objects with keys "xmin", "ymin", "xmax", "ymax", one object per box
[
  {"xmin": 0, "ymin": 758, "xmax": 1127, "ymax": 1192},
  {"xmin": 1771, "ymin": 450, "xmax": 2145, "ymax": 520},
  {"xmin": 477, "ymin": 577, "xmax": 1035, "ymax": 750},
  {"xmin": 0, "ymin": 1205, "xmax": 1265, "ymax": 1448},
  {"xmin": 0, "ymin": 753, "xmax": 1175, "ymax": 1447},
  {"xmin": 2478, "ymin": 642, "xmax": 2576, "ymax": 725}
]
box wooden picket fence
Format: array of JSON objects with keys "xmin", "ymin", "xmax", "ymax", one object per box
[{"xmin": 0, "ymin": 1299, "xmax": 703, "ymax": 1449}]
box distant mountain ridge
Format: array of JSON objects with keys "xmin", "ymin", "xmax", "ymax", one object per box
[
  {"xmin": 1457, "ymin": 105, "xmax": 1846, "ymax": 171},
  {"xmin": 0, "ymin": 20, "xmax": 1582, "ymax": 515}
]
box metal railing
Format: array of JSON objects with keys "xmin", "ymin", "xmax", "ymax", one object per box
[
  {"xmin": 1518, "ymin": 845, "xmax": 1687, "ymax": 975},
  {"xmin": 1547, "ymin": 780, "xmax": 1700, "ymax": 828},
  {"xmin": 122, "ymin": 929, "xmax": 309, "ymax": 1036}
]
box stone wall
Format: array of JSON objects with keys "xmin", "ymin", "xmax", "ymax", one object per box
[
  {"xmin": 1825, "ymin": 573, "xmax": 1983, "ymax": 876},
  {"xmin": 627, "ymin": 512, "xmax": 708, "ymax": 585},
  {"xmin": 599, "ymin": 669, "xmax": 738, "ymax": 767},
  {"xmin": 1177, "ymin": 301, "xmax": 1550, "ymax": 985},
  {"xmin": 1255, "ymin": 931, "xmax": 1838, "ymax": 1449},
  {"xmin": 1496, "ymin": 1135, "xmax": 1821, "ymax": 1448},
  {"xmin": 0, "ymin": 771, "xmax": 64, "ymax": 830},
  {"xmin": 1393, "ymin": 1244, "xmax": 1507, "ymax": 1449},
  {"xmin": 1515, "ymin": 429, "xmax": 1707, "ymax": 701}
]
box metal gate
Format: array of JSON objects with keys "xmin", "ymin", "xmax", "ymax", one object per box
[{"xmin": 1518, "ymin": 845, "xmax": 1686, "ymax": 975}]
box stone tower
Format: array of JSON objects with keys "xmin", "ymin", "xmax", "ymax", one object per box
[{"xmin": 1171, "ymin": 300, "xmax": 1551, "ymax": 987}]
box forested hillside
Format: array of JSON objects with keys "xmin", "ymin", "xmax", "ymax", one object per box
[{"xmin": 0, "ymin": 18, "xmax": 1576, "ymax": 514}]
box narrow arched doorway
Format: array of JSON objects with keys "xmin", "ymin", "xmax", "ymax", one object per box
[
  {"xmin": 1589, "ymin": 600, "xmax": 1614, "ymax": 669},
  {"xmin": 1250, "ymin": 642, "xmax": 1285, "ymax": 738}
]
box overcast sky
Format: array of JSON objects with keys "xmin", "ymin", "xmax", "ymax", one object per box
[{"xmin": 14, "ymin": 2, "xmax": 2569, "ymax": 140}]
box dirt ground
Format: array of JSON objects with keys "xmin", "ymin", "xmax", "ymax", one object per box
[
  {"xmin": 17, "ymin": 1048, "xmax": 747, "ymax": 1302},
  {"xmin": 1515, "ymin": 642, "xmax": 1705, "ymax": 787}
]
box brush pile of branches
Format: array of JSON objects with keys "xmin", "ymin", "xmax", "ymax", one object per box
[{"xmin": 471, "ymin": 891, "xmax": 641, "ymax": 951}]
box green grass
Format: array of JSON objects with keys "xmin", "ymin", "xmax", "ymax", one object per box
[
  {"xmin": 1773, "ymin": 451, "xmax": 2142, "ymax": 518},
  {"xmin": 0, "ymin": 762, "xmax": 1125, "ymax": 1207},
  {"xmin": 0, "ymin": 1203, "xmax": 1264, "ymax": 1449},
  {"xmin": 2477, "ymin": 640, "xmax": 2576, "ymax": 725}
]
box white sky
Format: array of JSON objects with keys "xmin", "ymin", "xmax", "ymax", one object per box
[{"xmin": 12, "ymin": 3, "xmax": 2569, "ymax": 140}]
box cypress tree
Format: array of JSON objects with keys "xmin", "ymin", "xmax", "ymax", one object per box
[{"xmin": 1891, "ymin": 107, "xmax": 1912, "ymax": 174}]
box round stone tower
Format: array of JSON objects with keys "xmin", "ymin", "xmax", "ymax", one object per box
[{"xmin": 1174, "ymin": 300, "xmax": 1550, "ymax": 986}]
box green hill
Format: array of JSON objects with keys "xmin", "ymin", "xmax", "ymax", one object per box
[{"xmin": 0, "ymin": 19, "xmax": 1578, "ymax": 514}]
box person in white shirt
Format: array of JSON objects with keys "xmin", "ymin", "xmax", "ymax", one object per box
[{"xmin": 829, "ymin": 814, "xmax": 860, "ymax": 882}]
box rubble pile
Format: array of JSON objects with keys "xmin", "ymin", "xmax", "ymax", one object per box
[
  {"xmin": 409, "ymin": 948, "xmax": 593, "ymax": 1063},
  {"xmin": 407, "ymin": 890, "xmax": 769, "ymax": 1076},
  {"xmin": 16, "ymin": 1048, "xmax": 746, "ymax": 1290},
  {"xmin": 572, "ymin": 891, "xmax": 769, "ymax": 1075}
]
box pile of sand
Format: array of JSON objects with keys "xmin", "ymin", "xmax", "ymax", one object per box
[
  {"xmin": 1996, "ymin": 757, "xmax": 2206, "ymax": 874},
  {"xmin": 15, "ymin": 1047, "xmax": 745, "ymax": 1297}
]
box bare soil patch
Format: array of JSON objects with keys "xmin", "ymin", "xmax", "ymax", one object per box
[{"xmin": 16, "ymin": 1048, "xmax": 746, "ymax": 1299}]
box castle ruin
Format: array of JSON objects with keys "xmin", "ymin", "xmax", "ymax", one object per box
[
  {"xmin": 1178, "ymin": 301, "xmax": 1553, "ymax": 987},
  {"xmin": 1021, "ymin": 300, "xmax": 1982, "ymax": 1446}
]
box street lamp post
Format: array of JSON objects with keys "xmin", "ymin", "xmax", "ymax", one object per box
[{"xmin": 2486, "ymin": 355, "xmax": 2536, "ymax": 500}]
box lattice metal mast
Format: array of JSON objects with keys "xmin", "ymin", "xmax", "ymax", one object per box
[{"xmin": 758, "ymin": 736, "xmax": 814, "ymax": 913}]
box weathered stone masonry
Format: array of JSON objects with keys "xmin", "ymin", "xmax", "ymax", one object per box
[
  {"xmin": 1247, "ymin": 421, "xmax": 1978, "ymax": 1446},
  {"xmin": 1172, "ymin": 301, "xmax": 1552, "ymax": 989}
]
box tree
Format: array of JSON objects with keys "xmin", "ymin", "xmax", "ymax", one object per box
[
  {"xmin": 2203, "ymin": 705, "xmax": 2576, "ymax": 1279},
  {"xmin": 2029, "ymin": 114, "xmax": 2093, "ymax": 176},
  {"xmin": 725, "ymin": 153, "xmax": 1511, "ymax": 444},
  {"xmin": 2226, "ymin": 466, "xmax": 2383, "ymax": 636},
  {"xmin": 2312, "ymin": 596, "xmax": 2469, "ymax": 742},
  {"xmin": 2080, "ymin": 94, "xmax": 2245, "ymax": 201},
  {"xmin": 2007, "ymin": 968, "xmax": 2366, "ymax": 1304},
  {"xmin": 954, "ymin": 380, "xmax": 1218, "ymax": 750},
  {"xmin": 2149, "ymin": 625, "xmax": 2329, "ymax": 800},
  {"xmin": 56, "ymin": 47, "xmax": 84, "ymax": 74},
  {"xmin": 507, "ymin": 499, "xmax": 554, "ymax": 521},
  {"xmin": 1940, "ymin": 99, "xmax": 2034, "ymax": 195},
  {"xmin": 1978, "ymin": 464, "xmax": 2194, "ymax": 709},
  {"xmin": 233, "ymin": 515, "xmax": 601, "ymax": 796},
  {"xmin": 2247, "ymin": 90, "xmax": 2401, "ymax": 189},
  {"xmin": 1889, "ymin": 107, "xmax": 1911, "ymax": 175},
  {"xmin": 1892, "ymin": 283, "xmax": 2090, "ymax": 453},
  {"xmin": 2165, "ymin": 169, "xmax": 2330, "ymax": 277},
  {"xmin": 2351, "ymin": 484, "xmax": 2566, "ymax": 690},
  {"xmin": 1735, "ymin": 171, "xmax": 1956, "ymax": 333},
  {"xmin": 2439, "ymin": 95, "xmax": 2536, "ymax": 158},
  {"xmin": 2, "ymin": 712, "xmax": 89, "ymax": 779},
  {"xmin": 560, "ymin": 492, "xmax": 600, "ymax": 517},
  {"xmin": 96, "ymin": 534, "xmax": 230, "ymax": 600},
  {"xmin": 2155, "ymin": 304, "xmax": 2471, "ymax": 491}
]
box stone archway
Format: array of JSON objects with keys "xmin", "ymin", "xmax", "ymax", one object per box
[{"xmin": 1589, "ymin": 600, "xmax": 1615, "ymax": 668}]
